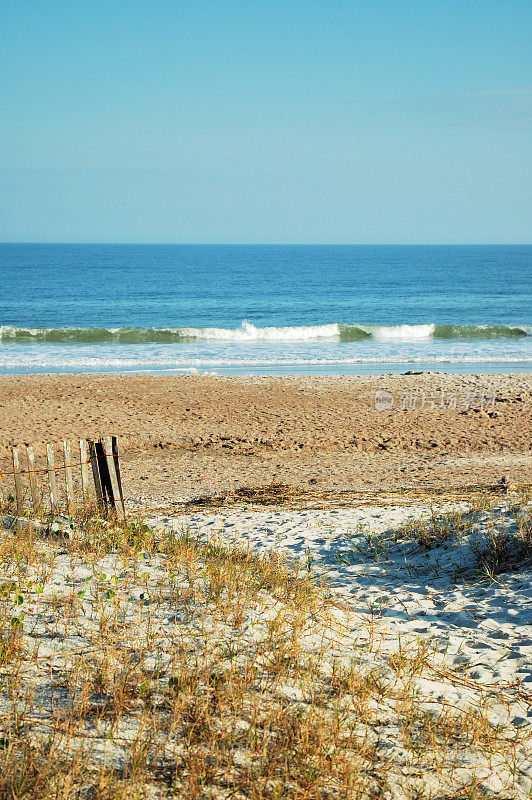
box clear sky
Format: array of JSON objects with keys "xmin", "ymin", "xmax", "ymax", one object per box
[{"xmin": 0, "ymin": 0, "xmax": 530, "ymax": 243}]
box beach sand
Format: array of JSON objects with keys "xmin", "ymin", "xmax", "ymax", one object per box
[
  {"xmin": 155, "ymin": 501, "xmax": 532, "ymax": 720},
  {"xmin": 0, "ymin": 373, "xmax": 530, "ymax": 504},
  {"xmin": 1, "ymin": 373, "xmax": 531, "ymax": 795},
  {"xmin": 3, "ymin": 498, "xmax": 531, "ymax": 796}
]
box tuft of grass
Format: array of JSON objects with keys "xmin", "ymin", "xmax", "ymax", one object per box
[
  {"xmin": 465, "ymin": 499, "xmax": 532, "ymax": 578},
  {"xmin": 392, "ymin": 506, "xmax": 481, "ymax": 550},
  {"xmin": 389, "ymin": 498, "xmax": 532, "ymax": 578}
]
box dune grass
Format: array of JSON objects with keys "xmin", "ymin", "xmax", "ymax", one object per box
[{"xmin": 0, "ymin": 502, "xmax": 530, "ymax": 799}]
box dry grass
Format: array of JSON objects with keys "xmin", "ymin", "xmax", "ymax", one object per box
[
  {"xmin": 0, "ymin": 503, "xmax": 530, "ymax": 799},
  {"xmin": 180, "ymin": 482, "xmax": 532, "ymax": 513}
]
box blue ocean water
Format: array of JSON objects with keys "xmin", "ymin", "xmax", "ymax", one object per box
[{"xmin": 0, "ymin": 244, "xmax": 530, "ymax": 375}]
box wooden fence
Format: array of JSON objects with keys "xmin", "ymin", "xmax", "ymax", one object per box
[{"xmin": 1, "ymin": 436, "xmax": 125, "ymax": 520}]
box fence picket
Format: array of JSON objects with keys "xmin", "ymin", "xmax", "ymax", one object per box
[
  {"xmin": 88, "ymin": 439, "xmax": 106, "ymax": 513},
  {"xmin": 47, "ymin": 444, "xmax": 58, "ymax": 509},
  {"xmin": 111, "ymin": 436, "xmax": 124, "ymax": 503},
  {"xmin": 80, "ymin": 439, "xmax": 90, "ymax": 501},
  {"xmin": 26, "ymin": 446, "xmax": 40, "ymax": 512},
  {"xmin": 103, "ymin": 436, "xmax": 125, "ymax": 519},
  {"xmin": 63, "ymin": 441, "xmax": 74, "ymax": 512},
  {"xmin": 12, "ymin": 447, "xmax": 24, "ymax": 513}
]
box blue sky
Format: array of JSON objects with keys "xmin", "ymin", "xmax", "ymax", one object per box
[{"xmin": 0, "ymin": 0, "xmax": 530, "ymax": 243}]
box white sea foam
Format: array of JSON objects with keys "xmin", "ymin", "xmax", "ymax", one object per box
[
  {"xmin": 0, "ymin": 354, "xmax": 529, "ymax": 370},
  {"xmin": 181, "ymin": 321, "xmax": 341, "ymax": 341},
  {"xmin": 0, "ymin": 321, "xmax": 529, "ymax": 343},
  {"xmin": 368, "ymin": 323, "xmax": 436, "ymax": 341},
  {"xmin": 0, "ymin": 321, "xmax": 530, "ymax": 374}
]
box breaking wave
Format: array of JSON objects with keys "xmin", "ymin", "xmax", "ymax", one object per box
[{"xmin": 0, "ymin": 321, "xmax": 529, "ymax": 344}]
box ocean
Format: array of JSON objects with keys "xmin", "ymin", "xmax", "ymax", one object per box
[{"xmin": 0, "ymin": 244, "xmax": 530, "ymax": 376}]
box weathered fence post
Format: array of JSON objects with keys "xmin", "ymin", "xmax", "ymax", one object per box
[
  {"xmin": 111, "ymin": 436, "xmax": 123, "ymax": 497},
  {"xmin": 46, "ymin": 444, "xmax": 58, "ymax": 510},
  {"xmin": 88, "ymin": 439, "xmax": 106, "ymax": 513},
  {"xmin": 112, "ymin": 436, "xmax": 125, "ymax": 518},
  {"xmin": 95, "ymin": 439, "xmax": 114, "ymax": 511},
  {"xmin": 12, "ymin": 447, "xmax": 24, "ymax": 513},
  {"xmin": 103, "ymin": 436, "xmax": 125, "ymax": 520},
  {"xmin": 63, "ymin": 441, "xmax": 74, "ymax": 513},
  {"xmin": 26, "ymin": 446, "xmax": 40, "ymax": 512},
  {"xmin": 79, "ymin": 439, "xmax": 90, "ymax": 501}
]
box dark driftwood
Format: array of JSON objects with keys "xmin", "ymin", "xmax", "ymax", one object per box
[{"xmin": 88, "ymin": 439, "xmax": 105, "ymax": 513}]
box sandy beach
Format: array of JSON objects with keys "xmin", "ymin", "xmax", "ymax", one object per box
[
  {"xmin": 1, "ymin": 372, "xmax": 531, "ymax": 796},
  {"xmin": 2, "ymin": 0, "xmax": 531, "ymax": 791},
  {"xmin": 0, "ymin": 373, "xmax": 530, "ymax": 505}
]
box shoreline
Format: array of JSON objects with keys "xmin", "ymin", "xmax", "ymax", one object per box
[{"xmin": 0, "ymin": 362, "xmax": 531, "ymax": 377}]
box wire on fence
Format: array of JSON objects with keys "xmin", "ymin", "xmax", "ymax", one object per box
[{"xmin": 0, "ymin": 458, "xmax": 92, "ymax": 478}]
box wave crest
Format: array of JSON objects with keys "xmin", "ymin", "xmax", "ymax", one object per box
[
  {"xmin": 0, "ymin": 321, "xmax": 529, "ymax": 344},
  {"xmin": 183, "ymin": 321, "xmax": 341, "ymax": 341}
]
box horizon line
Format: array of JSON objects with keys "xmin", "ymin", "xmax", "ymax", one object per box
[{"xmin": 1, "ymin": 241, "xmax": 531, "ymax": 247}]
